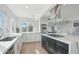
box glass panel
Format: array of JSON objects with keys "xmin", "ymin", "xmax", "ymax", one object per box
[
  {"xmin": 16, "ymin": 20, "xmax": 33, "ymax": 33},
  {"xmin": 21, "ymin": 22, "xmax": 27, "ymax": 32},
  {"xmin": 0, "ymin": 11, "xmax": 5, "ymax": 32},
  {"xmin": 29, "ymin": 24, "xmax": 33, "ymax": 32}
]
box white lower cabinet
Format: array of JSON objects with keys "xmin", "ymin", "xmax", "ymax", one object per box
[
  {"xmin": 23, "ymin": 32, "xmax": 41, "ymax": 42},
  {"xmin": 14, "ymin": 42, "xmax": 22, "ymax": 54},
  {"xmin": 14, "ymin": 34, "xmax": 23, "ymax": 54}
]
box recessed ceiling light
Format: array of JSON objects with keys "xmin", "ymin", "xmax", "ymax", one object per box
[{"xmin": 25, "ymin": 6, "xmax": 28, "ymax": 8}]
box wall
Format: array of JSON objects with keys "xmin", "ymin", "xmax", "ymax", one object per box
[
  {"xmin": 55, "ymin": 21, "xmax": 74, "ymax": 34},
  {"xmin": 15, "ymin": 17, "xmax": 41, "ymax": 42},
  {"xmin": 15, "ymin": 17, "xmax": 40, "ymax": 33},
  {"xmin": 55, "ymin": 4, "xmax": 79, "ymax": 34},
  {"xmin": 60, "ymin": 4, "xmax": 79, "ymax": 20},
  {"xmin": 0, "ymin": 4, "xmax": 41, "ymax": 42},
  {"xmin": 40, "ymin": 17, "xmax": 48, "ymax": 24},
  {"xmin": 0, "ymin": 4, "xmax": 15, "ymax": 34},
  {"xmin": 40, "ymin": 4, "xmax": 79, "ymax": 34}
]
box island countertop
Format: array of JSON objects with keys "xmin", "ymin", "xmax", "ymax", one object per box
[
  {"xmin": 41, "ymin": 34, "xmax": 79, "ymax": 44},
  {"xmin": 0, "ymin": 33, "xmax": 22, "ymax": 54},
  {"xmin": 41, "ymin": 34, "xmax": 79, "ymax": 54}
]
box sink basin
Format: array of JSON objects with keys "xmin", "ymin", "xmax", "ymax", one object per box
[
  {"xmin": 0, "ymin": 36, "xmax": 16, "ymax": 41},
  {"xmin": 48, "ymin": 34, "xmax": 64, "ymax": 38}
]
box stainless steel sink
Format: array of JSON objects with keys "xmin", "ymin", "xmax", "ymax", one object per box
[{"xmin": 0, "ymin": 36, "xmax": 16, "ymax": 41}]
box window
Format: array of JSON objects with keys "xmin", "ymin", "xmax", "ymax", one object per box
[
  {"xmin": 21, "ymin": 21, "xmax": 27, "ymax": 32},
  {"xmin": 16, "ymin": 20, "xmax": 33, "ymax": 33},
  {"xmin": 0, "ymin": 11, "xmax": 5, "ymax": 32},
  {"xmin": 28, "ymin": 24, "xmax": 33, "ymax": 32}
]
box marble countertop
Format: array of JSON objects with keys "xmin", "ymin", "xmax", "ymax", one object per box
[
  {"xmin": 0, "ymin": 33, "xmax": 22, "ymax": 54},
  {"xmin": 41, "ymin": 34, "xmax": 79, "ymax": 44}
]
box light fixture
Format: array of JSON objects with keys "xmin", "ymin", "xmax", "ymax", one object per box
[{"xmin": 25, "ymin": 6, "xmax": 28, "ymax": 8}]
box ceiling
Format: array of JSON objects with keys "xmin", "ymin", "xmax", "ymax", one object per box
[{"xmin": 7, "ymin": 4, "xmax": 53, "ymax": 18}]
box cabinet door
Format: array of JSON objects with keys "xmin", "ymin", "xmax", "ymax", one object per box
[
  {"xmin": 41, "ymin": 35, "xmax": 56, "ymax": 54},
  {"xmin": 14, "ymin": 41, "xmax": 21, "ymax": 54},
  {"xmin": 47, "ymin": 37, "xmax": 55, "ymax": 54},
  {"xmin": 55, "ymin": 40, "xmax": 69, "ymax": 54},
  {"xmin": 41, "ymin": 35, "xmax": 45, "ymax": 47},
  {"xmin": 41, "ymin": 35, "xmax": 69, "ymax": 54},
  {"xmin": 44, "ymin": 36, "xmax": 50, "ymax": 51},
  {"xmin": 14, "ymin": 35, "xmax": 23, "ymax": 54},
  {"xmin": 41, "ymin": 36, "xmax": 47, "ymax": 48},
  {"xmin": 41, "ymin": 35, "xmax": 48, "ymax": 51}
]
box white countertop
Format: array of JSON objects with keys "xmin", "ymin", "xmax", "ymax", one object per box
[
  {"xmin": 42, "ymin": 34, "xmax": 79, "ymax": 44},
  {"xmin": 0, "ymin": 33, "xmax": 22, "ymax": 54},
  {"xmin": 22, "ymin": 32, "xmax": 41, "ymax": 34}
]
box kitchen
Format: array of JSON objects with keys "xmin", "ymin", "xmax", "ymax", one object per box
[{"xmin": 0, "ymin": 4, "xmax": 79, "ymax": 54}]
